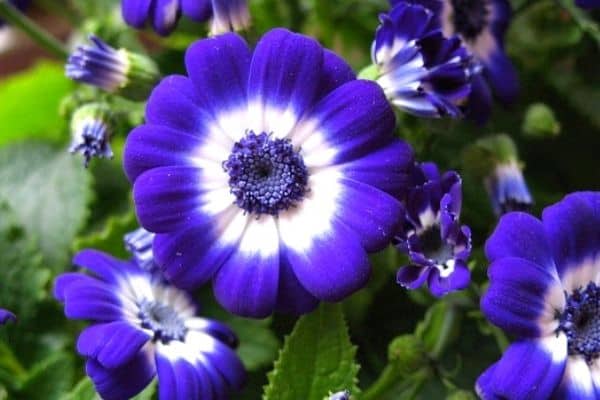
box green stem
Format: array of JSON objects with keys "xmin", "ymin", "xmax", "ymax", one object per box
[
  {"xmin": 361, "ymin": 365, "xmax": 400, "ymax": 400},
  {"xmin": 430, "ymin": 305, "xmax": 457, "ymax": 359},
  {"xmin": 556, "ymin": 0, "xmax": 600, "ymax": 46},
  {"xmin": 0, "ymin": 0, "xmax": 68, "ymax": 59}
]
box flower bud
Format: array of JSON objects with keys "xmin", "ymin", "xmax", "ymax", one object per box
[
  {"xmin": 69, "ymin": 102, "xmax": 114, "ymax": 167},
  {"xmin": 66, "ymin": 35, "xmax": 160, "ymax": 101}
]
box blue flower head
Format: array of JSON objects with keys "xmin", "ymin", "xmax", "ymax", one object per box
[
  {"xmin": 69, "ymin": 103, "xmax": 114, "ymax": 168},
  {"xmin": 66, "ymin": 35, "xmax": 160, "ymax": 101},
  {"xmin": 391, "ymin": 0, "xmax": 519, "ymax": 123},
  {"xmin": 372, "ymin": 2, "xmax": 473, "ymax": 118},
  {"xmin": 121, "ymin": 0, "xmax": 250, "ymax": 36},
  {"xmin": 485, "ymin": 160, "xmax": 533, "ymax": 216},
  {"xmin": 477, "ymin": 192, "xmax": 600, "ymax": 399},
  {"xmin": 124, "ymin": 28, "xmax": 415, "ymax": 318},
  {"xmin": 0, "ymin": 309, "xmax": 15, "ymax": 325},
  {"xmin": 54, "ymin": 249, "xmax": 245, "ymax": 400},
  {"xmin": 395, "ymin": 162, "xmax": 472, "ymax": 297}
]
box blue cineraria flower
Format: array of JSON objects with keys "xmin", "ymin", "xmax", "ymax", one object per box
[
  {"xmin": 477, "ymin": 192, "xmax": 600, "ymax": 399},
  {"xmin": 66, "ymin": 35, "xmax": 160, "ymax": 101},
  {"xmin": 391, "ymin": 0, "xmax": 518, "ymax": 123},
  {"xmin": 121, "ymin": 0, "xmax": 250, "ymax": 36},
  {"xmin": 124, "ymin": 28, "xmax": 414, "ymax": 318},
  {"xmin": 485, "ymin": 160, "xmax": 532, "ymax": 216},
  {"xmin": 69, "ymin": 103, "xmax": 114, "ymax": 168},
  {"xmin": 55, "ymin": 249, "xmax": 245, "ymax": 400},
  {"xmin": 125, "ymin": 227, "xmax": 157, "ymax": 272},
  {"xmin": 371, "ymin": 2, "xmax": 473, "ymax": 118},
  {"xmin": 0, "ymin": 309, "xmax": 15, "ymax": 325},
  {"xmin": 395, "ymin": 162, "xmax": 471, "ymax": 297}
]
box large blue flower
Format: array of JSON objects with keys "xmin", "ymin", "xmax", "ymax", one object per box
[
  {"xmin": 371, "ymin": 2, "xmax": 473, "ymax": 118},
  {"xmin": 395, "ymin": 162, "xmax": 472, "ymax": 297},
  {"xmin": 121, "ymin": 0, "xmax": 250, "ymax": 36},
  {"xmin": 477, "ymin": 192, "xmax": 600, "ymax": 399},
  {"xmin": 55, "ymin": 249, "xmax": 245, "ymax": 400},
  {"xmin": 391, "ymin": 0, "xmax": 518, "ymax": 123},
  {"xmin": 124, "ymin": 28, "xmax": 414, "ymax": 318}
]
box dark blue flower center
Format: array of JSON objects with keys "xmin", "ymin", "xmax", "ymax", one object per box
[
  {"xmin": 559, "ymin": 282, "xmax": 600, "ymax": 363},
  {"xmin": 139, "ymin": 300, "xmax": 187, "ymax": 343},
  {"xmin": 223, "ymin": 131, "xmax": 309, "ymax": 216},
  {"xmin": 420, "ymin": 225, "xmax": 453, "ymax": 265},
  {"xmin": 450, "ymin": 0, "xmax": 489, "ymax": 40}
]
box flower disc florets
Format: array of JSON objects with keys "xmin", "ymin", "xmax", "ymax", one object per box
[
  {"xmin": 559, "ymin": 282, "xmax": 600, "ymax": 363},
  {"xmin": 138, "ymin": 299, "xmax": 187, "ymax": 343},
  {"xmin": 223, "ymin": 131, "xmax": 309, "ymax": 216}
]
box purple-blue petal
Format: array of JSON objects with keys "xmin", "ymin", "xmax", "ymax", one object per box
[
  {"xmin": 0, "ymin": 309, "xmax": 15, "ymax": 325},
  {"xmin": 77, "ymin": 321, "xmax": 150, "ymax": 369},
  {"xmin": 181, "ymin": 0, "xmax": 212, "ymax": 21},
  {"xmin": 541, "ymin": 192, "xmax": 600, "ymax": 278},
  {"xmin": 476, "ymin": 339, "xmax": 566, "ymax": 399},
  {"xmin": 428, "ymin": 259, "xmax": 470, "ymax": 297},
  {"xmin": 86, "ymin": 349, "xmax": 156, "ymax": 400},
  {"xmin": 485, "ymin": 212, "xmax": 555, "ymax": 269},
  {"xmin": 481, "ymin": 257, "xmax": 562, "ymax": 338},
  {"xmin": 151, "ymin": 0, "xmax": 181, "ymax": 36},
  {"xmin": 121, "ymin": 0, "xmax": 152, "ymax": 28},
  {"xmin": 247, "ymin": 28, "xmax": 324, "ymax": 121},
  {"xmin": 275, "ymin": 255, "xmax": 320, "ymax": 315}
]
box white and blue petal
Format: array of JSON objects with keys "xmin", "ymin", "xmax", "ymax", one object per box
[{"xmin": 477, "ymin": 336, "xmax": 567, "ymax": 400}]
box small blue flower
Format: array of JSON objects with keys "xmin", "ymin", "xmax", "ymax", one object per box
[
  {"xmin": 372, "ymin": 2, "xmax": 473, "ymax": 118},
  {"xmin": 69, "ymin": 103, "xmax": 114, "ymax": 168},
  {"xmin": 329, "ymin": 389, "xmax": 351, "ymax": 400},
  {"xmin": 124, "ymin": 227, "xmax": 157, "ymax": 272},
  {"xmin": 121, "ymin": 0, "xmax": 250, "ymax": 36},
  {"xmin": 477, "ymin": 192, "xmax": 600, "ymax": 399},
  {"xmin": 54, "ymin": 249, "xmax": 245, "ymax": 400},
  {"xmin": 0, "ymin": 309, "xmax": 15, "ymax": 325},
  {"xmin": 391, "ymin": 0, "xmax": 519, "ymax": 123},
  {"xmin": 485, "ymin": 160, "xmax": 533, "ymax": 216},
  {"xmin": 66, "ymin": 35, "xmax": 159, "ymax": 101},
  {"xmin": 123, "ymin": 29, "xmax": 415, "ymax": 318},
  {"xmin": 395, "ymin": 162, "xmax": 472, "ymax": 297}
]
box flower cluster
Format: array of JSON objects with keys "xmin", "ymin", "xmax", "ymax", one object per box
[
  {"xmin": 477, "ymin": 192, "xmax": 600, "ymax": 398},
  {"xmin": 55, "ymin": 249, "xmax": 245, "ymax": 399},
  {"xmin": 385, "ymin": 0, "xmax": 518, "ymax": 122},
  {"xmin": 395, "ymin": 163, "xmax": 471, "ymax": 297},
  {"xmin": 371, "ymin": 2, "xmax": 473, "ymax": 118}
]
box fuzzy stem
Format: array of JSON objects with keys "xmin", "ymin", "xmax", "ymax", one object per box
[{"xmin": 0, "ymin": 0, "xmax": 69, "ymax": 59}]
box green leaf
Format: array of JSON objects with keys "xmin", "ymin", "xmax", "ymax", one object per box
[
  {"xmin": 263, "ymin": 303, "xmax": 360, "ymax": 400},
  {"xmin": 0, "ymin": 142, "xmax": 93, "ymax": 270},
  {"xmin": 0, "ymin": 63, "xmax": 72, "ymax": 145},
  {"xmin": 17, "ymin": 353, "xmax": 74, "ymax": 400},
  {"xmin": 62, "ymin": 375, "xmax": 156, "ymax": 400},
  {"xmin": 226, "ymin": 318, "xmax": 280, "ymax": 371},
  {"xmin": 61, "ymin": 378, "xmax": 98, "ymax": 400},
  {"xmin": 73, "ymin": 210, "xmax": 137, "ymax": 259},
  {"xmin": 0, "ymin": 202, "xmax": 51, "ymax": 321}
]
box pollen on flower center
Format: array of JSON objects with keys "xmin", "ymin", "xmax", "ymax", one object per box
[
  {"xmin": 450, "ymin": 0, "xmax": 490, "ymax": 40},
  {"xmin": 138, "ymin": 299, "xmax": 187, "ymax": 343},
  {"xmin": 222, "ymin": 131, "xmax": 309, "ymax": 216},
  {"xmin": 558, "ymin": 282, "xmax": 600, "ymax": 364}
]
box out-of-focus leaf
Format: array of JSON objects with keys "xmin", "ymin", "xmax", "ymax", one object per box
[
  {"xmin": 0, "ymin": 63, "xmax": 72, "ymax": 145},
  {"xmin": 0, "ymin": 202, "xmax": 50, "ymax": 322},
  {"xmin": 227, "ymin": 318, "xmax": 280, "ymax": 371},
  {"xmin": 61, "ymin": 378, "xmax": 97, "ymax": 400},
  {"xmin": 73, "ymin": 210, "xmax": 137, "ymax": 259},
  {"xmin": 0, "ymin": 142, "xmax": 93, "ymax": 270},
  {"xmin": 522, "ymin": 103, "xmax": 561, "ymax": 138},
  {"xmin": 17, "ymin": 353, "xmax": 75, "ymax": 400},
  {"xmin": 263, "ymin": 303, "xmax": 360, "ymax": 400}
]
